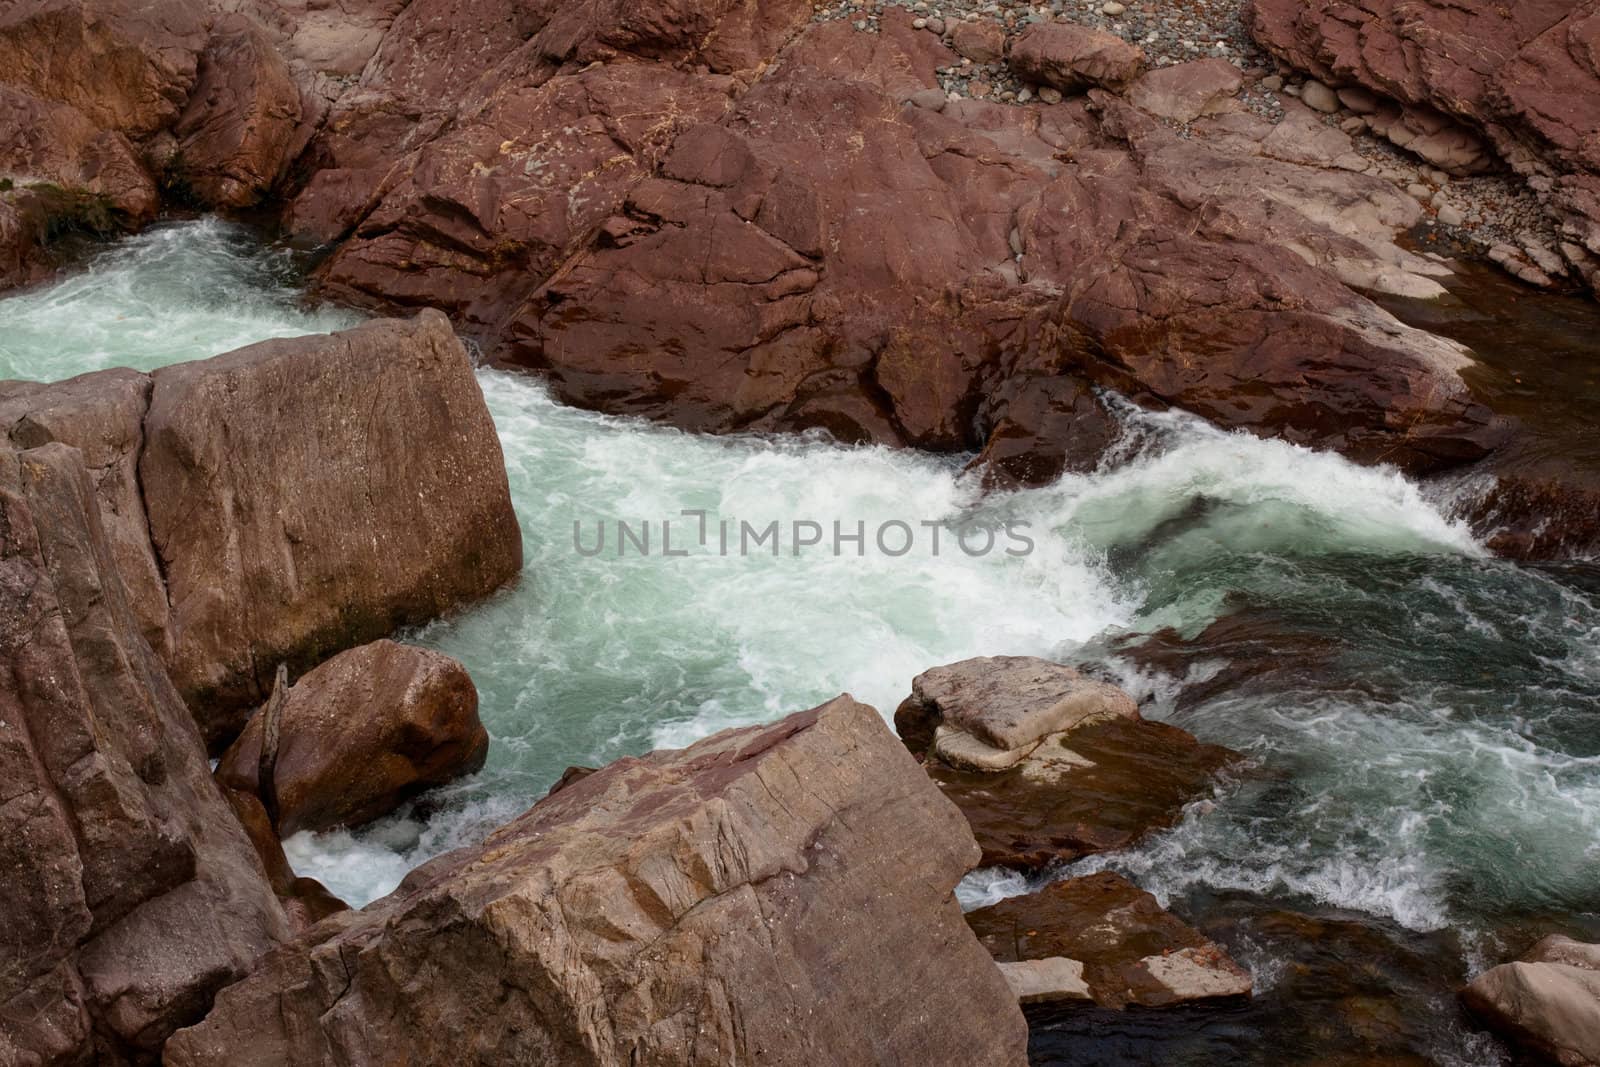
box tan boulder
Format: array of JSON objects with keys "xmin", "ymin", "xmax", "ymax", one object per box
[
  {"xmin": 896, "ymin": 656, "xmax": 1236, "ymax": 869},
  {"xmin": 1462, "ymin": 935, "xmax": 1600, "ymax": 1066},
  {"xmin": 165, "ymin": 697, "xmax": 1029, "ymax": 1066},
  {"xmin": 217, "ymin": 640, "xmax": 489, "ymax": 835},
  {"xmin": 1128, "ymin": 58, "xmax": 1243, "ymax": 123}
]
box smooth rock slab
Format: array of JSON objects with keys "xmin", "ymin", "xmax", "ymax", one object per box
[
  {"xmin": 1462, "ymin": 935, "xmax": 1600, "ymax": 1067},
  {"xmin": 165, "ymin": 696, "xmax": 1030, "ymax": 1067},
  {"xmin": 898, "ymin": 655, "xmax": 1139, "ymax": 752},
  {"xmin": 968, "ymin": 871, "xmax": 1252, "ymax": 1009}
]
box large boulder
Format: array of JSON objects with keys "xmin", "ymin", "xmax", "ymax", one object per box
[
  {"xmin": 216, "ymin": 639, "xmax": 489, "ymax": 835},
  {"xmin": 968, "ymin": 871, "xmax": 1252, "ymax": 1009},
  {"xmin": 2, "ymin": 312, "xmax": 523, "ymax": 749},
  {"xmin": 895, "ymin": 656, "xmax": 1236, "ymax": 869},
  {"xmin": 139, "ymin": 310, "xmax": 522, "ymax": 745},
  {"xmin": 164, "ymin": 696, "xmax": 1030, "ymax": 1066},
  {"xmin": 1462, "ymin": 935, "xmax": 1600, "ymax": 1067},
  {"xmin": 0, "ymin": 441, "xmax": 288, "ymax": 1064}
]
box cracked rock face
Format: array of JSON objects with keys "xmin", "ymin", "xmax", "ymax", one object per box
[
  {"xmin": 164, "ymin": 696, "xmax": 1030, "ymax": 1067},
  {"xmin": 1, "ymin": 311, "xmax": 523, "ymax": 749},
  {"xmin": 0, "ymin": 442, "xmax": 288, "ymax": 1064}
]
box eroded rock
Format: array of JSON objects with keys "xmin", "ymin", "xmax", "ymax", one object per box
[
  {"xmin": 165, "ymin": 696, "xmax": 1029, "ymax": 1066},
  {"xmin": 1009, "ymin": 21, "xmax": 1146, "ymax": 93},
  {"xmin": 1462, "ymin": 935, "xmax": 1600, "ymax": 1067},
  {"xmin": 139, "ymin": 310, "xmax": 522, "ymax": 745},
  {"xmin": 0, "ymin": 442, "xmax": 287, "ymax": 1064}
]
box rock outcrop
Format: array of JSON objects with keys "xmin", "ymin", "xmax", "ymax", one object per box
[
  {"xmin": 1244, "ymin": 0, "xmax": 1600, "ymax": 295},
  {"xmin": 165, "ymin": 696, "xmax": 1030, "ymax": 1066},
  {"xmin": 216, "ymin": 639, "xmax": 489, "ymax": 835},
  {"xmin": 1, "ymin": 312, "xmax": 523, "ymax": 748},
  {"xmin": 968, "ymin": 871, "xmax": 1252, "ymax": 1009},
  {"xmin": 1462, "ymin": 935, "xmax": 1600, "ymax": 1067},
  {"xmin": 895, "ymin": 656, "xmax": 1236, "ymax": 869},
  {"xmin": 0, "ymin": 441, "xmax": 288, "ymax": 1064}
]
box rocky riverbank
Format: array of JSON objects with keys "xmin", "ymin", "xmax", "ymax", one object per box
[{"xmin": 3, "ymin": 0, "xmax": 1600, "ymax": 556}]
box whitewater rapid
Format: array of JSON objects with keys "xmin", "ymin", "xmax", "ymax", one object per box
[{"xmin": 5, "ymin": 223, "xmax": 1597, "ymax": 1066}]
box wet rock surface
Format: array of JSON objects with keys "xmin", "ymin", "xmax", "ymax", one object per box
[
  {"xmin": 896, "ymin": 657, "xmax": 1236, "ymax": 869},
  {"xmin": 165, "ymin": 697, "xmax": 1030, "ymax": 1067},
  {"xmin": 969, "ymin": 871, "xmax": 1251, "ymax": 1009},
  {"xmin": 216, "ymin": 640, "xmax": 489, "ymax": 836}
]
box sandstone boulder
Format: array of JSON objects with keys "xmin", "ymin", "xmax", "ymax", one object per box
[
  {"xmin": 968, "ymin": 871, "xmax": 1252, "ymax": 1008},
  {"xmin": 216, "ymin": 639, "xmax": 489, "ymax": 835},
  {"xmin": 0, "ymin": 85, "xmax": 158, "ymax": 222},
  {"xmin": 0, "ymin": 442, "xmax": 287, "ymax": 1064},
  {"xmin": 1462, "ymin": 935, "xmax": 1600, "ymax": 1067},
  {"xmin": 896, "ymin": 657, "xmax": 1236, "ymax": 868},
  {"xmin": 1127, "ymin": 58, "xmax": 1242, "ymax": 124},
  {"xmin": 1009, "ymin": 22, "xmax": 1146, "ymax": 93},
  {"xmin": 139, "ymin": 310, "xmax": 523, "ymax": 745},
  {"xmin": 165, "ymin": 696, "xmax": 1029, "ymax": 1066}
]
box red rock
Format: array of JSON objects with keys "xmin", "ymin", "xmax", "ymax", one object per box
[
  {"xmin": 168, "ymin": 14, "xmax": 303, "ymax": 208},
  {"xmin": 1244, "ymin": 0, "xmax": 1600, "ymax": 290},
  {"xmin": 968, "ymin": 872, "xmax": 1252, "ymax": 1008},
  {"xmin": 0, "ymin": 0, "xmax": 209, "ymax": 137},
  {"xmin": 1128, "ymin": 58, "xmax": 1243, "ymax": 123},
  {"xmin": 165, "ymin": 697, "xmax": 1030, "ymax": 1066},
  {"xmin": 1009, "ymin": 21, "xmax": 1146, "ymax": 93},
  {"xmin": 0, "ymin": 86, "xmax": 157, "ymax": 220},
  {"xmin": 951, "ymin": 20, "xmax": 1006, "ymax": 65},
  {"xmin": 216, "ymin": 640, "xmax": 489, "ymax": 836},
  {"xmin": 0, "ymin": 442, "xmax": 288, "ymax": 1063}
]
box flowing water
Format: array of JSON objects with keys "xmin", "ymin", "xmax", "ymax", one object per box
[{"xmin": 4, "ymin": 220, "xmax": 1597, "ymax": 1065}]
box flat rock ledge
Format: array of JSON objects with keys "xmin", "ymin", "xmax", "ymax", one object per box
[
  {"xmin": 970, "ymin": 871, "xmax": 1253, "ymax": 1009},
  {"xmin": 164, "ymin": 696, "xmax": 1030, "ymax": 1067},
  {"xmin": 896, "ymin": 656, "xmax": 1238, "ymax": 869}
]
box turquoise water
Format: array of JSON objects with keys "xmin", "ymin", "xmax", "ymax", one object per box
[{"xmin": 4, "ymin": 221, "xmax": 1596, "ymax": 1065}]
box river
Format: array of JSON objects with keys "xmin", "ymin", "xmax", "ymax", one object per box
[{"xmin": 3, "ymin": 218, "xmax": 1595, "ymax": 1065}]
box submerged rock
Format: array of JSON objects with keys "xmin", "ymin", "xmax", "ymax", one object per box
[
  {"xmin": 896, "ymin": 657, "xmax": 1237, "ymax": 869},
  {"xmin": 0, "ymin": 442, "xmax": 288, "ymax": 1064},
  {"xmin": 968, "ymin": 871, "xmax": 1252, "ymax": 1009},
  {"xmin": 216, "ymin": 639, "xmax": 489, "ymax": 836},
  {"xmin": 164, "ymin": 696, "xmax": 1030, "ymax": 1066},
  {"xmin": 1462, "ymin": 935, "xmax": 1600, "ymax": 1067}
]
